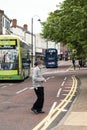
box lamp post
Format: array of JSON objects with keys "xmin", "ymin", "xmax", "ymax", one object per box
[
  {"xmin": 31, "ymin": 16, "xmax": 41, "ymax": 67},
  {"xmin": 31, "ymin": 17, "xmax": 34, "ymax": 67}
]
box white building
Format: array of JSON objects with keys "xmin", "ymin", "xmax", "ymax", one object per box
[
  {"xmin": 0, "ymin": 10, "xmax": 68, "ymax": 61},
  {"xmin": 0, "ymin": 10, "xmax": 68, "ymax": 64},
  {"xmin": 10, "ymin": 19, "xmax": 60, "ymax": 58}
]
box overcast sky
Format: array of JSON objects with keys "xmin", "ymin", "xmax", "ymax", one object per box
[{"xmin": 0, "ymin": 0, "xmax": 64, "ymax": 33}]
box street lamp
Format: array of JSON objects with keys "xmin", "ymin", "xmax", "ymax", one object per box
[{"xmin": 31, "ymin": 15, "xmax": 41, "ymax": 67}]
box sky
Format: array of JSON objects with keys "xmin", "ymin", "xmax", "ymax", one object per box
[{"xmin": 0, "ymin": 0, "xmax": 64, "ymax": 33}]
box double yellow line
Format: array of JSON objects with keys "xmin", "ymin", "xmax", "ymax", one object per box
[{"xmin": 32, "ymin": 76, "xmax": 77, "ymax": 130}]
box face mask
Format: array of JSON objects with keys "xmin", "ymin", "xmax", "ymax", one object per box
[{"xmin": 39, "ymin": 65, "xmax": 45, "ymax": 69}]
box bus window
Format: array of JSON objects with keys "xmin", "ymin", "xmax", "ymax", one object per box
[
  {"xmin": 45, "ymin": 48, "xmax": 58, "ymax": 68},
  {"xmin": 0, "ymin": 41, "xmax": 18, "ymax": 70}
]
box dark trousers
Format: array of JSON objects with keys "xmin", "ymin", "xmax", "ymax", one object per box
[{"xmin": 32, "ymin": 87, "xmax": 44, "ymax": 112}]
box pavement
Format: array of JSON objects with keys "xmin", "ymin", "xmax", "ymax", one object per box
[{"xmin": 51, "ymin": 67, "xmax": 87, "ymax": 130}]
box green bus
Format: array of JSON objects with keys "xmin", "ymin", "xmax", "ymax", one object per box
[{"xmin": 0, "ymin": 35, "xmax": 31, "ymax": 80}]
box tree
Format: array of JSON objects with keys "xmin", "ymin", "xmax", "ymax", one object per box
[{"xmin": 41, "ymin": 0, "xmax": 87, "ymax": 58}]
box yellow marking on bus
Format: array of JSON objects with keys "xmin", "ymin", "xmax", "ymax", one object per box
[{"xmin": 0, "ymin": 70, "xmax": 17, "ymax": 75}]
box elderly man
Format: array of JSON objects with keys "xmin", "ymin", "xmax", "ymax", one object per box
[{"xmin": 31, "ymin": 60, "xmax": 46, "ymax": 114}]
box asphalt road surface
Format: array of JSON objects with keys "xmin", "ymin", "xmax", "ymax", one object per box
[{"xmin": 0, "ymin": 60, "xmax": 86, "ymax": 130}]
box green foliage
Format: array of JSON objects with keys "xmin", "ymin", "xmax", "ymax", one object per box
[{"xmin": 41, "ymin": 0, "xmax": 87, "ymax": 58}]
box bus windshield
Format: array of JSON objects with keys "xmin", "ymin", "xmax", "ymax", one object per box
[
  {"xmin": 45, "ymin": 48, "xmax": 58, "ymax": 68},
  {"xmin": 0, "ymin": 39, "xmax": 18, "ymax": 70},
  {"xmin": 46, "ymin": 49, "xmax": 57, "ymax": 60}
]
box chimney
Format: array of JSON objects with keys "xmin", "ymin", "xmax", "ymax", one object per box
[
  {"xmin": 23, "ymin": 24, "xmax": 28, "ymax": 31},
  {"xmin": 12, "ymin": 19, "xmax": 17, "ymax": 27}
]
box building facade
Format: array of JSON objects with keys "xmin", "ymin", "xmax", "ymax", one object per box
[
  {"xmin": 0, "ymin": 10, "xmax": 11, "ymax": 35},
  {"xmin": 0, "ymin": 9, "xmax": 69, "ymax": 63}
]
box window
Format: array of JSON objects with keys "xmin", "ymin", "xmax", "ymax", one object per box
[{"xmin": 5, "ymin": 19, "xmax": 10, "ymax": 31}]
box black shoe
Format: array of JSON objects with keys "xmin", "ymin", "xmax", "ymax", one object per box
[
  {"xmin": 38, "ymin": 111, "xmax": 45, "ymax": 114},
  {"xmin": 31, "ymin": 108, "xmax": 39, "ymax": 114}
]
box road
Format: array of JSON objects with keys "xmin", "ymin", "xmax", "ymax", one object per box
[{"xmin": 0, "ymin": 60, "xmax": 86, "ymax": 130}]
